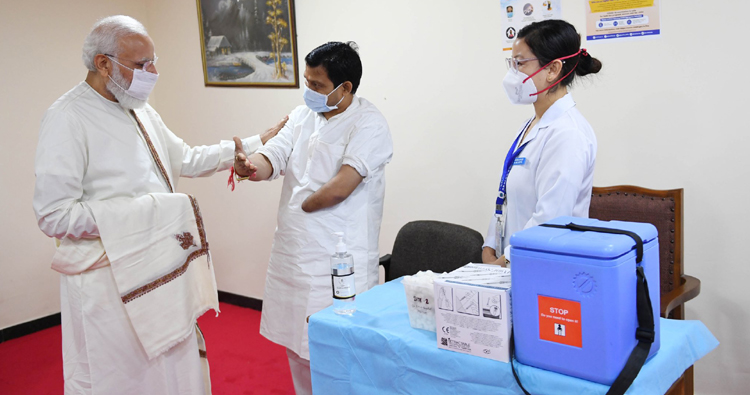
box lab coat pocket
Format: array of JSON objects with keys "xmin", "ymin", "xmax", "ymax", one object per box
[{"xmin": 308, "ymin": 140, "xmax": 346, "ymax": 185}]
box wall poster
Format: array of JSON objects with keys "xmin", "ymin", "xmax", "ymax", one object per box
[
  {"xmin": 586, "ymin": 0, "xmax": 661, "ymax": 42},
  {"xmin": 500, "ymin": 1, "xmax": 563, "ymax": 51}
]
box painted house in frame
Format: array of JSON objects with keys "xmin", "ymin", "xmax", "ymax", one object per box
[
  {"xmin": 196, "ymin": 0, "xmax": 299, "ymax": 87},
  {"xmin": 206, "ymin": 35, "xmax": 232, "ymax": 56}
]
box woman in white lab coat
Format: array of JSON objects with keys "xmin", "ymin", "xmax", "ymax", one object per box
[{"xmin": 483, "ymin": 19, "xmax": 603, "ymax": 265}]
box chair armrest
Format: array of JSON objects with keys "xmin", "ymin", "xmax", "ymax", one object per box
[
  {"xmin": 379, "ymin": 254, "xmax": 392, "ymax": 281},
  {"xmin": 661, "ymin": 275, "xmax": 701, "ymax": 318}
]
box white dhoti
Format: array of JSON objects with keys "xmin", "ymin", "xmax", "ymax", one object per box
[{"xmin": 60, "ymin": 266, "xmax": 206, "ymax": 395}]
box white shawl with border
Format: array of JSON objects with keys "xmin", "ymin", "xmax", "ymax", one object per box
[{"xmin": 80, "ymin": 192, "xmax": 220, "ymax": 360}]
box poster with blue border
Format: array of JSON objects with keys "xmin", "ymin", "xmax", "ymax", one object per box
[{"xmin": 586, "ymin": 0, "xmax": 661, "ymax": 42}]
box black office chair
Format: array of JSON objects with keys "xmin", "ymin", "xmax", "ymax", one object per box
[{"xmin": 379, "ymin": 220, "xmax": 485, "ymax": 282}]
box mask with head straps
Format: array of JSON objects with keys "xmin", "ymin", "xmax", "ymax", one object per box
[{"xmin": 502, "ymin": 48, "xmax": 585, "ymax": 105}]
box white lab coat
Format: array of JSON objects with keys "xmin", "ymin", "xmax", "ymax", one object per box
[
  {"xmin": 257, "ymin": 96, "xmax": 393, "ymax": 360},
  {"xmin": 484, "ymin": 94, "xmax": 597, "ymax": 256},
  {"xmin": 33, "ymin": 81, "xmax": 262, "ymax": 394}
]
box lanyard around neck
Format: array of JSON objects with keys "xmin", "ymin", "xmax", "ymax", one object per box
[{"xmin": 495, "ymin": 119, "xmax": 533, "ymax": 216}]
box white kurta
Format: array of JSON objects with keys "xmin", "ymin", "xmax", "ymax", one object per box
[
  {"xmin": 257, "ymin": 96, "xmax": 393, "ymax": 360},
  {"xmin": 33, "ymin": 81, "xmax": 262, "ymax": 394},
  {"xmin": 483, "ymin": 94, "xmax": 597, "ymax": 256}
]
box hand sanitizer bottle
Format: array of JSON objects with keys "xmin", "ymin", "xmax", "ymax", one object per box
[{"xmin": 331, "ymin": 232, "xmax": 356, "ymax": 315}]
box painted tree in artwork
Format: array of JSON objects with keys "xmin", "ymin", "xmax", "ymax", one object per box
[{"xmin": 266, "ymin": 0, "xmax": 289, "ymax": 79}]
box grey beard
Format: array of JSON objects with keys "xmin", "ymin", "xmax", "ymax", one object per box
[{"xmin": 106, "ymin": 69, "xmax": 148, "ymax": 110}]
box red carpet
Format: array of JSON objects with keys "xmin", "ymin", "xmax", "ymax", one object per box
[{"xmin": 0, "ymin": 302, "xmax": 294, "ymax": 394}]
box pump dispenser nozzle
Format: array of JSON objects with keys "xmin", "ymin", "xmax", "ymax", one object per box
[{"xmin": 332, "ymin": 232, "xmax": 347, "ymax": 253}]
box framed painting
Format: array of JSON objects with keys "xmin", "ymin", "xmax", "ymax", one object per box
[{"xmin": 196, "ymin": 0, "xmax": 299, "ymax": 88}]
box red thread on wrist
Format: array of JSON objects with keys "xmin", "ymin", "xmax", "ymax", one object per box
[{"xmin": 228, "ymin": 167, "xmax": 236, "ymax": 191}]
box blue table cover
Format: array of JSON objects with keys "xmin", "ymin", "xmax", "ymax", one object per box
[{"xmin": 309, "ymin": 278, "xmax": 718, "ymax": 395}]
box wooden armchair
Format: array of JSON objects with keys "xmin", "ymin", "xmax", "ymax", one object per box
[{"xmin": 589, "ymin": 185, "xmax": 701, "ymax": 395}]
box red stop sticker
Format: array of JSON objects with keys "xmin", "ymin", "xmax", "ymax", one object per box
[{"xmin": 538, "ymin": 295, "xmax": 582, "ymax": 348}]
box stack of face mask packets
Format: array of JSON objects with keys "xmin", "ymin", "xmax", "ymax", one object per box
[{"xmin": 402, "ymin": 271, "xmax": 443, "ymax": 332}]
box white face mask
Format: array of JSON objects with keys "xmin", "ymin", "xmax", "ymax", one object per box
[
  {"xmin": 106, "ymin": 64, "xmax": 143, "ymax": 109},
  {"xmin": 303, "ymin": 83, "xmax": 345, "ymax": 113},
  {"xmin": 502, "ymin": 70, "xmax": 538, "ymax": 105},
  {"xmin": 107, "ymin": 56, "xmax": 159, "ymax": 101}
]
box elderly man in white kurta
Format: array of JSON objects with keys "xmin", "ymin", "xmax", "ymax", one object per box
[
  {"xmin": 232, "ymin": 41, "xmax": 393, "ymax": 395},
  {"xmin": 33, "ymin": 16, "xmax": 282, "ymax": 394}
]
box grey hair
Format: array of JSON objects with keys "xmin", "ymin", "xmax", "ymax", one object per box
[{"xmin": 82, "ymin": 15, "xmax": 148, "ymax": 71}]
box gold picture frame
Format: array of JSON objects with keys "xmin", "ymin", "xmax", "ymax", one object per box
[{"xmin": 196, "ymin": 0, "xmax": 299, "ymax": 88}]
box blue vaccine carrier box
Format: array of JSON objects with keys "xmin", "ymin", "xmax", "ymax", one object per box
[{"xmin": 509, "ymin": 216, "xmax": 660, "ymax": 385}]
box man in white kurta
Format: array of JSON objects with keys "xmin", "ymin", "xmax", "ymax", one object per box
[
  {"xmin": 33, "ymin": 16, "xmax": 280, "ymax": 394},
  {"xmin": 232, "ymin": 42, "xmax": 393, "ymax": 394}
]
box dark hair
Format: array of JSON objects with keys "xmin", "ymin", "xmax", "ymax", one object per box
[
  {"xmin": 517, "ymin": 19, "xmax": 602, "ymax": 92},
  {"xmin": 305, "ymin": 41, "xmax": 362, "ymax": 94}
]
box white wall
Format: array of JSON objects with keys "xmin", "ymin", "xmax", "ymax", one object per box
[{"xmin": 1, "ymin": 0, "xmax": 747, "ymax": 393}]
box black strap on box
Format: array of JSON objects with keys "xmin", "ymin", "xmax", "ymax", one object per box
[
  {"xmin": 509, "ymin": 223, "xmax": 655, "ymax": 395},
  {"xmin": 542, "ymin": 222, "xmax": 644, "ymax": 263}
]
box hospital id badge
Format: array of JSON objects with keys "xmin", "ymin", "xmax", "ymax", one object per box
[{"xmin": 495, "ymin": 210, "xmax": 507, "ymax": 253}]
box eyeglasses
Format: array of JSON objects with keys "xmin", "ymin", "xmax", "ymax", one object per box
[
  {"xmin": 505, "ymin": 57, "xmax": 538, "ymax": 73},
  {"xmin": 105, "ymin": 54, "xmax": 158, "ymax": 71}
]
